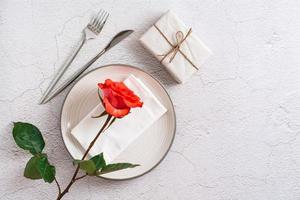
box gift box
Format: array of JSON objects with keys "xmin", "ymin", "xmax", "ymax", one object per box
[{"xmin": 140, "ymin": 10, "xmax": 212, "ymax": 83}]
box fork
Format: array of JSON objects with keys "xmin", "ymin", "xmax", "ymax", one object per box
[{"xmin": 39, "ymin": 9, "xmax": 109, "ymax": 104}]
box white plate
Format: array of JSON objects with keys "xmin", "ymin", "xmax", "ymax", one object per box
[{"xmin": 60, "ymin": 64, "xmax": 176, "ymax": 180}]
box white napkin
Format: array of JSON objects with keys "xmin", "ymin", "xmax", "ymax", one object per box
[
  {"xmin": 71, "ymin": 75, "xmax": 167, "ymax": 163},
  {"xmin": 140, "ymin": 10, "xmax": 212, "ymax": 83}
]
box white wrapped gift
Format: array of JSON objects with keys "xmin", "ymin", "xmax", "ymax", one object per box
[{"xmin": 140, "ymin": 10, "xmax": 212, "ymax": 83}]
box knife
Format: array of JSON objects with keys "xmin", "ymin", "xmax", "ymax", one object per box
[{"xmin": 40, "ymin": 30, "xmax": 134, "ymax": 104}]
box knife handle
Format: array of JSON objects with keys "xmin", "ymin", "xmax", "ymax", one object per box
[{"xmin": 42, "ymin": 49, "xmax": 106, "ymax": 104}]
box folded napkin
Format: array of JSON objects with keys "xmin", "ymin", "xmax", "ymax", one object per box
[
  {"xmin": 140, "ymin": 10, "xmax": 212, "ymax": 83},
  {"xmin": 71, "ymin": 75, "xmax": 167, "ymax": 163}
]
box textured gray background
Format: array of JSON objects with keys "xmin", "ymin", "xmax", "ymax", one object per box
[{"xmin": 1, "ymin": 0, "xmax": 300, "ymax": 199}]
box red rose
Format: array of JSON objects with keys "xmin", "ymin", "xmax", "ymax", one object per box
[{"xmin": 98, "ymin": 79, "xmax": 143, "ymax": 118}]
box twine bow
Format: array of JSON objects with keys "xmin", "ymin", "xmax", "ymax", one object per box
[{"xmin": 154, "ymin": 24, "xmax": 198, "ymax": 70}]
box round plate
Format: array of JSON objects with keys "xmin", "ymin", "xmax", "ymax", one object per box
[{"xmin": 60, "ymin": 64, "xmax": 176, "ymax": 180}]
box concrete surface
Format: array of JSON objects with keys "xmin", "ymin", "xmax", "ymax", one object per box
[{"xmin": 1, "ymin": 0, "xmax": 300, "ymax": 199}]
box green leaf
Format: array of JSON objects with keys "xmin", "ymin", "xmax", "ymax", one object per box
[
  {"xmin": 12, "ymin": 122, "xmax": 45, "ymax": 155},
  {"xmin": 90, "ymin": 153, "xmax": 106, "ymax": 170},
  {"xmin": 24, "ymin": 155, "xmax": 42, "ymax": 180},
  {"xmin": 74, "ymin": 154, "xmax": 139, "ymax": 176},
  {"xmin": 74, "ymin": 160, "xmax": 97, "ymax": 175},
  {"xmin": 24, "ymin": 154, "xmax": 55, "ymax": 183},
  {"xmin": 100, "ymin": 163, "xmax": 139, "ymax": 175},
  {"xmin": 37, "ymin": 155, "xmax": 56, "ymax": 183},
  {"xmin": 74, "ymin": 153, "xmax": 106, "ymax": 175}
]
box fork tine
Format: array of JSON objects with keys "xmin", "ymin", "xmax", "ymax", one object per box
[
  {"xmin": 95, "ymin": 11, "xmax": 106, "ymax": 28},
  {"xmin": 90, "ymin": 13, "xmax": 97, "ymax": 26},
  {"xmin": 87, "ymin": 9, "xmax": 109, "ymax": 34},
  {"xmin": 96, "ymin": 12, "xmax": 109, "ymax": 32},
  {"xmin": 90, "ymin": 10, "xmax": 103, "ymax": 27},
  {"xmin": 90, "ymin": 15, "xmax": 96, "ymax": 26},
  {"xmin": 101, "ymin": 12, "xmax": 109, "ymax": 26}
]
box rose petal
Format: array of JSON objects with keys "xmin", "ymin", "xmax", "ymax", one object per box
[
  {"xmin": 102, "ymin": 88, "xmax": 128, "ymax": 109},
  {"xmin": 123, "ymin": 98, "xmax": 143, "ymax": 108},
  {"xmin": 103, "ymin": 97, "xmax": 130, "ymax": 118},
  {"xmin": 98, "ymin": 79, "xmax": 143, "ymax": 118}
]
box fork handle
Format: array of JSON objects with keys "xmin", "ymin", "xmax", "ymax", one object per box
[
  {"xmin": 39, "ymin": 36, "xmax": 87, "ymax": 104},
  {"xmin": 41, "ymin": 48, "xmax": 106, "ymax": 104}
]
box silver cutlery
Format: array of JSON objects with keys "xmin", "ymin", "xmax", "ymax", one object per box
[
  {"xmin": 39, "ymin": 9, "xmax": 109, "ymax": 104},
  {"xmin": 41, "ymin": 30, "xmax": 134, "ymax": 104}
]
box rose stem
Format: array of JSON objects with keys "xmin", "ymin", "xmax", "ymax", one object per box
[{"xmin": 56, "ymin": 115, "xmax": 112, "ymax": 200}]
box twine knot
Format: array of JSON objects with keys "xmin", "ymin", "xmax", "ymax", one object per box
[{"xmin": 154, "ymin": 24, "xmax": 197, "ymax": 70}]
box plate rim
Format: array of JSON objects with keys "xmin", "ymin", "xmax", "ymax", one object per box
[{"xmin": 60, "ymin": 63, "xmax": 176, "ymax": 181}]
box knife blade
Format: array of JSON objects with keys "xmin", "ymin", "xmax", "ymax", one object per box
[{"xmin": 40, "ymin": 30, "xmax": 134, "ymax": 104}]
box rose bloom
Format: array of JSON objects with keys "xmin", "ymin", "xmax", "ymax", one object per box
[{"xmin": 98, "ymin": 79, "xmax": 143, "ymax": 118}]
